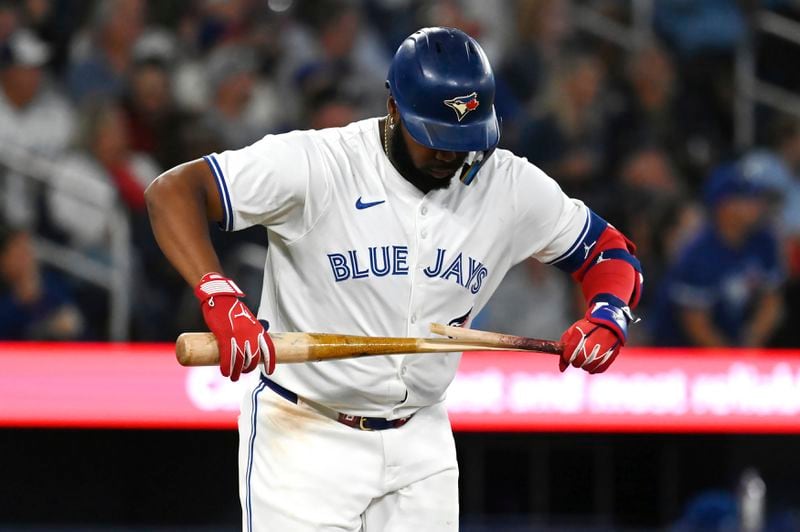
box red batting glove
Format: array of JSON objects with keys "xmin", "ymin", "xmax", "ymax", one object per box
[
  {"xmin": 559, "ymin": 295, "xmax": 634, "ymax": 374},
  {"xmin": 194, "ymin": 273, "xmax": 275, "ymax": 381}
]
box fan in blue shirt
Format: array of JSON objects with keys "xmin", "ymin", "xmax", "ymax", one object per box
[{"xmin": 651, "ymin": 163, "xmax": 785, "ymax": 347}]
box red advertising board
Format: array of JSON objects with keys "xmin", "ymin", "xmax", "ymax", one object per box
[{"xmin": 2, "ymin": 342, "xmax": 799, "ymax": 432}]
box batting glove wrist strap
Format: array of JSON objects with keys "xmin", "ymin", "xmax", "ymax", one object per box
[
  {"xmin": 194, "ymin": 272, "xmax": 245, "ymax": 302},
  {"xmin": 585, "ymin": 293, "xmax": 636, "ymax": 343}
]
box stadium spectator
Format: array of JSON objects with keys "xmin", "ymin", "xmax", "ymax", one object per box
[
  {"xmin": 192, "ymin": 0, "xmax": 253, "ymax": 52},
  {"xmin": 499, "ymin": 0, "xmax": 573, "ymax": 112},
  {"xmin": 517, "ymin": 47, "xmax": 608, "ymax": 201},
  {"xmin": 47, "ymin": 99, "xmax": 160, "ymax": 255},
  {"xmin": 654, "ymin": 0, "xmax": 746, "ymax": 184},
  {"xmin": 168, "ymin": 6, "xmax": 288, "ymax": 141},
  {"xmin": 418, "ymin": 0, "xmax": 514, "ymax": 64},
  {"xmin": 279, "ymin": 0, "xmax": 389, "ymax": 122},
  {"xmin": 48, "ymin": 98, "xmax": 181, "ymax": 339},
  {"xmin": 606, "ymin": 146, "xmax": 698, "ymax": 318},
  {"xmin": 650, "ymin": 163, "xmax": 784, "ymax": 347},
  {"xmin": 604, "ymin": 41, "xmax": 685, "ymax": 180},
  {"xmin": 0, "ymin": 27, "xmax": 75, "ymax": 229},
  {"xmin": 496, "ymin": 0, "xmax": 573, "ymax": 149},
  {"xmin": 304, "ymin": 86, "xmax": 359, "ymax": 130},
  {"xmin": 17, "ymin": 0, "xmax": 87, "ymax": 75},
  {"xmin": 122, "ymin": 57, "xmax": 190, "ymax": 170},
  {"xmin": 0, "ymin": 27, "xmax": 74, "ymax": 156},
  {"xmin": 168, "ymin": 1, "xmax": 247, "ymax": 113},
  {"xmin": 0, "ymin": 223, "xmax": 85, "ymax": 340},
  {"xmin": 66, "ymin": 0, "xmax": 146, "ymax": 103},
  {"xmin": 742, "ymin": 116, "xmax": 800, "ymax": 346},
  {"xmin": 742, "ymin": 117, "xmax": 800, "ymax": 252},
  {"xmin": 198, "ymin": 44, "xmax": 271, "ymax": 150}
]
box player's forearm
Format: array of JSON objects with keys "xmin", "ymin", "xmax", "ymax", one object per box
[
  {"xmin": 145, "ymin": 165, "xmax": 224, "ymax": 285},
  {"xmin": 680, "ymin": 308, "xmax": 730, "ymax": 347},
  {"xmin": 744, "ymin": 291, "xmax": 782, "ymax": 347}
]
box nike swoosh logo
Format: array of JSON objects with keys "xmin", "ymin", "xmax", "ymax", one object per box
[{"xmin": 355, "ymin": 197, "xmax": 386, "ymax": 210}]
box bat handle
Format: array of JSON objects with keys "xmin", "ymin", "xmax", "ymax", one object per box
[{"xmin": 176, "ymin": 332, "xmax": 218, "ymax": 366}]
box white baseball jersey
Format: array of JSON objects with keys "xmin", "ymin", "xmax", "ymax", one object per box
[{"xmin": 205, "ymin": 117, "xmax": 589, "ymax": 419}]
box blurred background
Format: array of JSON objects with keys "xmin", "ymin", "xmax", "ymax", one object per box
[{"xmin": 2, "ymin": 0, "xmax": 800, "ymax": 530}]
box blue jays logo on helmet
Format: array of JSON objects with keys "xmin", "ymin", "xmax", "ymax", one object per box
[{"xmin": 443, "ymin": 92, "xmax": 480, "ymax": 122}]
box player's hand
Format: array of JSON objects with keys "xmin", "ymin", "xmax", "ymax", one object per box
[
  {"xmin": 194, "ymin": 272, "xmax": 275, "ymax": 380},
  {"xmin": 559, "ymin": 296, "xmax": 635, "ymax": 374}
]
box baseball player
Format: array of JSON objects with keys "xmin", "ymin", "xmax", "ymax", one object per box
[{"xmin": 146, "ymin": 27, "xmax": 642, "ymax": 531}]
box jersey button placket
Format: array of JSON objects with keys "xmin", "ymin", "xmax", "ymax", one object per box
[
  {"xmin": 408, "ymin": 201, "xmax": 427, "ymax": 329},
  {"xmin": 419, "ymin": 202, "xmax": 428, "ymax": 240},
  {"xmin": 413, "ymin": 199, "xmax": 437, "ymax": 330}
]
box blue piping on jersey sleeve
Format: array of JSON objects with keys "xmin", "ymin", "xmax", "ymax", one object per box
[
  {"xmin": 203, "ymin": 154, "xmax": 233, "ymax": 232},
  {"xmin": 548, "ymin": 209, "xmax": 609, "ymax": 274}
]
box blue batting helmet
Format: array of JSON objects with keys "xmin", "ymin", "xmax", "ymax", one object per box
[{"xmin": 386, "ymin": 27, "xmax": 500, "ymax": 154}]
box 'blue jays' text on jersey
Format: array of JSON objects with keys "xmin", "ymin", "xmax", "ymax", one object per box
[
  {"xmin": 204, "ymin": 118, "xmax": 590, "ymax": 418},
  {"xmin": 649, "ymin": 225, "xmax": 784, "ymax": 346}
]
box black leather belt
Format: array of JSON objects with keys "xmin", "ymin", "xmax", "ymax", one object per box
[{"xmin": 260, "ymin": 374, "xmax": 412, "ymax": 431}]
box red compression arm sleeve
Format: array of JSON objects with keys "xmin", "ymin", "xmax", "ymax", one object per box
[{"xmin": 572, "ymin": 226, "xmax": 640, "ymax": 310}]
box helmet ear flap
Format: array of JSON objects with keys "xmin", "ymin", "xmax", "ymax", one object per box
[
  {"xmin": 459, "ymin": 147, "xmax": 495, "ymax": 186},
  {"xmin": 458, "ymin": 116, "xmax": 501, "ymax": 185}
]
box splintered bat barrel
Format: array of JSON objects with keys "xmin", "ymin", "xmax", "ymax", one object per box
[
  {"xmin": 429, "ymin": 323, "xmax": 564, "ymax": 355},
  {"xmin": 175, "ymin": 331, "xmax": 525, "ymax": 367}
]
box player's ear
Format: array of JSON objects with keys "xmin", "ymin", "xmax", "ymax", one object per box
[{"xmin": 387, "ymin": 96, "xmax": 399, "ymax": 122}]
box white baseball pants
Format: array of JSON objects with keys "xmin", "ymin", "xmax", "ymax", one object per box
[{"xmin": 237, "ymin": 380, "xmax": 459, "ymax": 531}]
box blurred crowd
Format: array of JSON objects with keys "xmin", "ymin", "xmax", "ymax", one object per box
[{"xmin": 1, "ymin": 0, "xmax": 800, "ymax": 349}]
